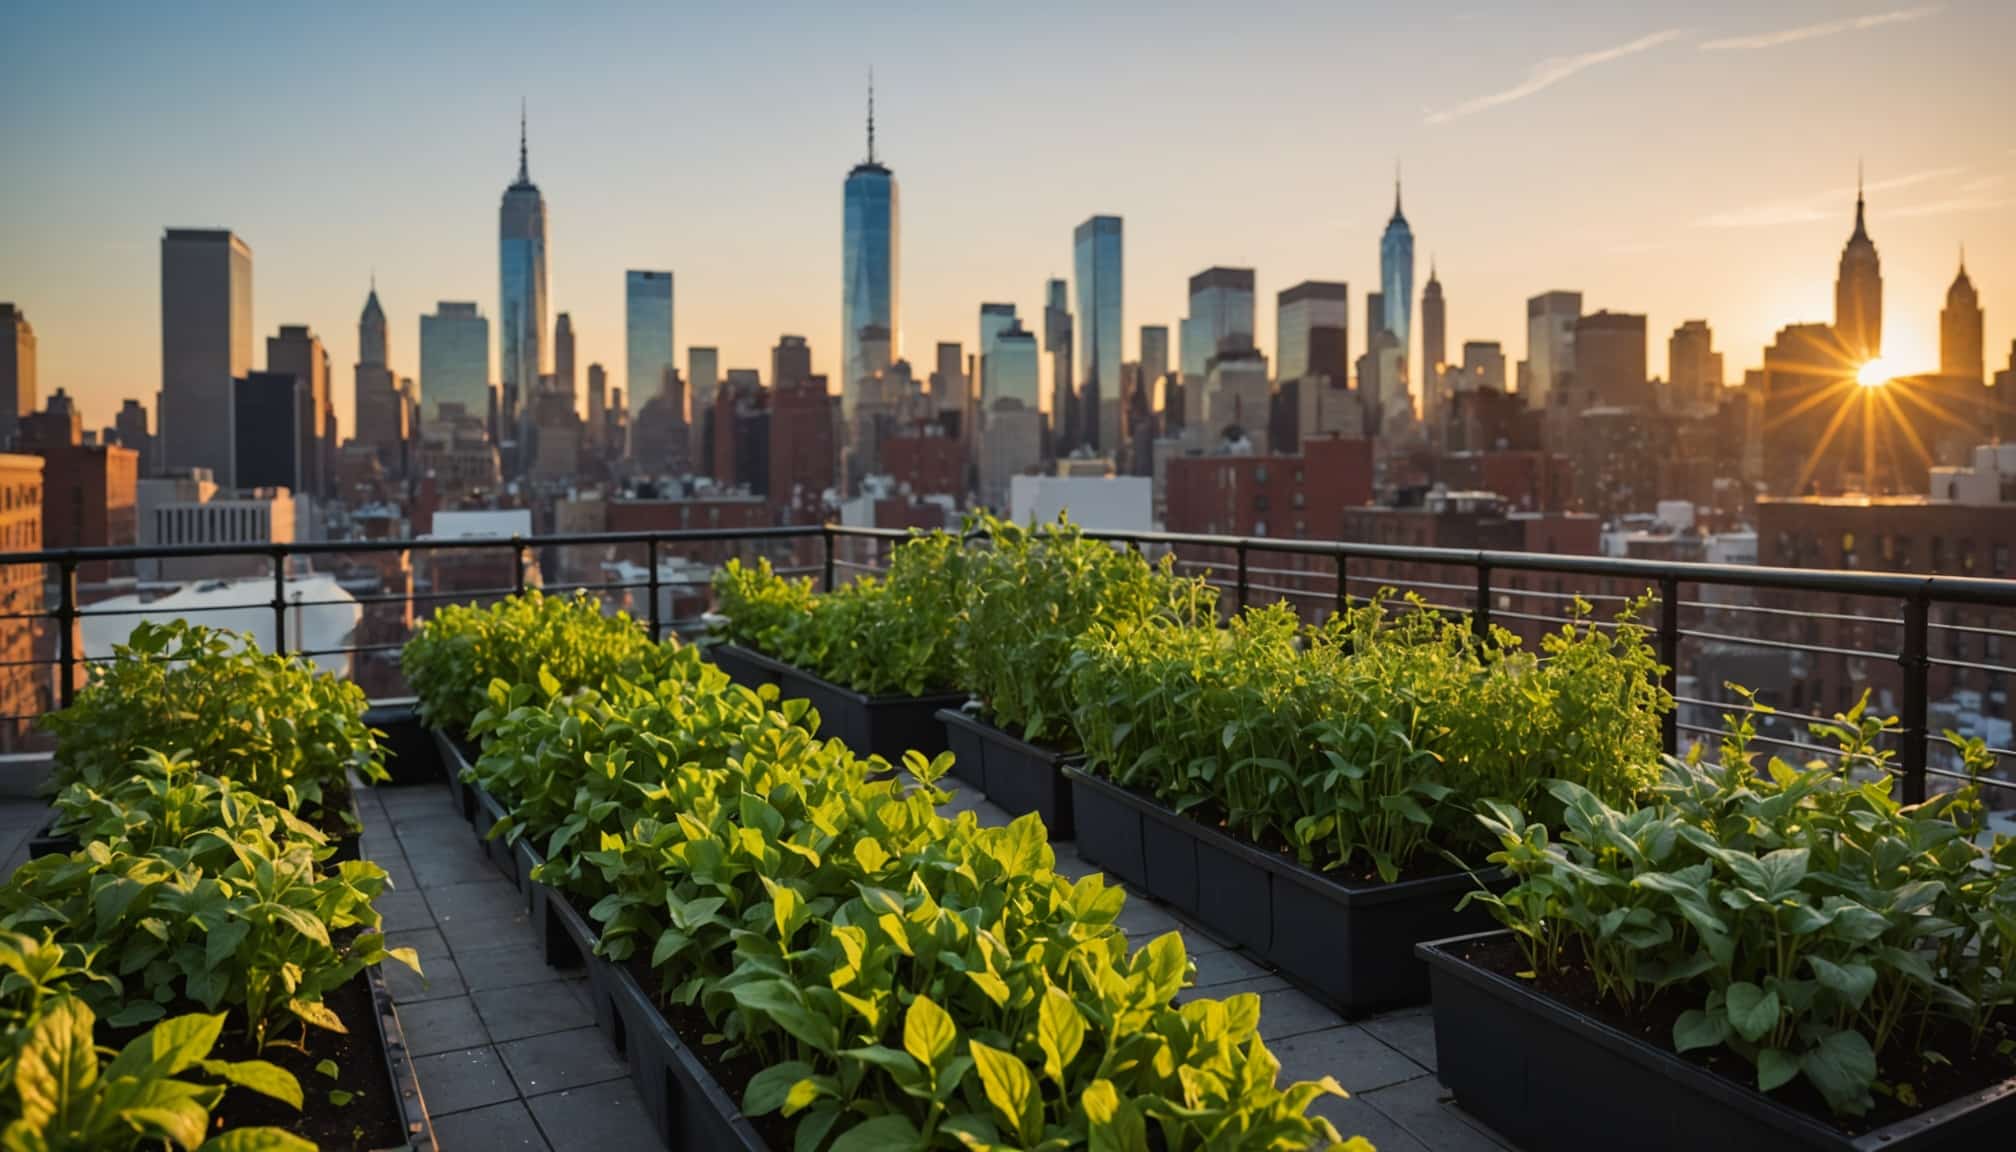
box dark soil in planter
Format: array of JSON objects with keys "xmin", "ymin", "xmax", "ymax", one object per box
[
  {"xmin": 106, "ymin": 970, "xmax": 408, "ymax": 1150},
  {"xmin": 1455, "ymin": 932, "xmax": 2016, "ymax": 1137}
]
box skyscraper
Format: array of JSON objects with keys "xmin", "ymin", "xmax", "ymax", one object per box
[
  {"xmin": 1525, "ymin": 291, "xmax": 1582, "ymax": 409},
  {"xmin": 1574, "ymin": 312, "xmax": 1649, "ymax": 409},
  {"xmin": 1835, "ymin": 173, "xmax": 1882, "ymax": 363},
  {"xmin": 1277, "ymin": 282, "xmax": 1348, "ymax": 386},
  {"xmin": 625, "ymin": 271, "xmax": 674, "ymax": 417},
  {"xmin": 1043, "ymin": 278, "xmax": 1076, "ymax": 451},
  {"xmin": 687, "ymin": 347, "xmax": 719, "ymax": 462},
  {"xmin": 1380, "ymin": 175, "xmax": 1415, "ymax": 388},
  {"xmin": 979, "ymin": 303, "xmax": 1019, "ymax": 407},
  {"xmin": 1187, "ymin": 267, "xmax": 1255, "ymax": 363},
  {"xmin": 1941, "ymin": 251, "xmax": 1983, "ymax": 384},
  {"xmin": 1421, "ymin": 264, "xmax": 1445, "ymax": 377},
  {"xmin": 0, "ymin": 304, "xmax": 36, "ymax": 448},
  {"xmin": 1365, "ymin": 293, "xmax": 1385, "ymax": 343},
  {"xmin": 420, "ymin": 303, "xmax": 489, "ymax": 430},
  {"xmin": 1073, "ymin": 216, "xmax": 1123, "ymax": 454},
  {"xmin": 554, "ymin": 312, "xmax": 577, "ymax": 403},
  {"xmin": 265, "ymin": 325, "xmax": 329, "ymax": 499},
  {"xmin": 842, "ymin": 79, "xmax": 899, "ymax": 415},
  {"xmin": 161, "ymin": 229, "xmax": 252, "ymax": 484},
  {"xmin": 1139, "ymin": 325, "xmax": 1169, "ymax": 387},
  {"xmin": 1668, "ymin": 320, "xmax": 1723, "ymax": 412},
  {"xmin": 354, "ymin": 286, "xmax": 405, "ymax": 474},
  {"xmin": 500, "ymin": 109, "xmax": 549, "ymax": 446}
]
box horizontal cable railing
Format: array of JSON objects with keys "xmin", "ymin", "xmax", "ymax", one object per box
[{"xmin": 0, "ymin": 522, "xmax": 2012, "ymax": 804}]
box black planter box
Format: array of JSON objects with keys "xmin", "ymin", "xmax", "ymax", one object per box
[
  {"xmin": 427, "ymin": 728, "xmax": 478, "ymax": 821},
  {"xmin": 1067, "ymin": 767, "xmax": 1501, "ymax": 1014},
  {"xmin": 471, "ymin": 785, "xmax": 521, "ymax": 891},
  {"xmin": 707, "ymin": 642, "xmax": 781, "ymax": 691},
  {"xmin": 364, "ymin": 699, "xmax": 444, "ymax": 788},
  {"xmin": 609, "ymin": 956, "xmax": 767, "ymax": 1152},
  {"xmin": 1419, "ymin": 931, "xmax": 2016, "ymax": 1152},
  {"xmin": 710, "ymin": 644, "xmax": 962, "ymax": 762},
  {"xmin": 364, "ymin": 957, "xmax": 439, "ymax": 1150},
  {"xmin": 935, "ymin": 708, "xmax": 1077, "ymax": 838}
]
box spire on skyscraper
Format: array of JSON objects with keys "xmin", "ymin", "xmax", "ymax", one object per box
[
  {"xmin": 866, "ymin": 69, "xmax": 876, "ymax": 165},
  {"xmin": 1851, "ymin": 161, "xmax": 1867, "ymax": 241},
  {"xmin": 517, "ymin": 100, "xmax": 530, "ymax": 185},
  {"xmin": 1392, "ymin": 162, "xmax": 1404, "ymax": 221}
]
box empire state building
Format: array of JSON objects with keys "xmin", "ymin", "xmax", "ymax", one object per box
[{"xmin": 1834, "ymin": 174, "xmax": 1882, "ymax": 363}]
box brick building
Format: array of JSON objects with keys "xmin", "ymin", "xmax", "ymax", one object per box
[
  {"xmin": 0, "ymin": 454, "xmax": 43, "ymax": 750},
  {"xmin": 17, "ymin": 389, "xmax": 138, "ymax": 583}
]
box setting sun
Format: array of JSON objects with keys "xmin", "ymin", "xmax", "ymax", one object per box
[{"xmin": 1857, "ymin": 357, "xmax": 1894, "ymax": 387}]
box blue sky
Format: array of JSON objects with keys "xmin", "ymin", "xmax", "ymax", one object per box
[{"xmin": 2, "ymin": 0, "xmax": 2010, "ymax": 429}]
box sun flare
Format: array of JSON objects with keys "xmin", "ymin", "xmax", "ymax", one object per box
[{"xmin": 1857, "ymin": 358, "xmax": 1894, "ymax": 387}]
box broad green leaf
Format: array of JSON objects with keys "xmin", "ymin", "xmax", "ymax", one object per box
[
  {"xmin": 1801, "ymin": 1031, "xmax": 1877, "ymax": 1117},
  {"xmin": 197, "ymin": 1059, "xmax": 303, "ymax": 1108},
  {"xmin": 1037, "ymin": 988, "xmax": 1085, "ymax": 1088},
  {"xmin": 1672, "ymin": 1008, "xmax": 1728, "ymax": 1054},
  {"xmin": 1723, "ymin": 982, "xmax": 1778, "ymax": 1045},
  {"xmin": 904, "ymin": 994, "xmax": 956, "ymax": 1070},
  {"xmin": 1083, "ymin": 1078, "xmax": 1149, "ymax": 1152},
  {"xmin": 970, "ymin": 1040, "xmax": 1036, "ymax": 1145},
  {"xmin": 828, "ymin": 1112, "xmax": 923, "ymax": 1152},
  {"xmin": 1756, "ymin": 1048, "xmax": 1800, "ymax": 1093},
  {"xmin": 194, "ymin": 1130, "xmax": 319, "ymax": 1152},
  {"xmin": 742, "ymin": 1060, "xmax": 816, "ymax": 1117}
]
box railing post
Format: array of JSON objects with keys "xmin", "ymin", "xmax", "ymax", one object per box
[
  {"xmin": 1335, "ymin": 552, "xmax": 1348, "ymax": 619},
  {"xmin": 511, "ymin": 536, "xmax": 526, "ymax": 595},
  {"xmin": 1899, "ymin": 589, "xmax": 1930, "ymax": 804},
  {"xmin": 646, "ymin": 537, "xmax": 662, "ymax": 643},
  {"xmin": 1235, "ymin": 541, "xmax": 1249, "ymax": 612},
  {"xmin": 1472, "ymin": 560, "xmax": 1492, "ymax": 642},
  {"xmin": 56, "ymin": 557, "xmax": 77, "ymax": 708},
  {"xmin": 1658, "ymin": 574, "xmax": 1680, "ymax": 756},
  {"xmin": 822, "ymin": 525, "xmax": 836, "ymax": 592},
  {"xmin": 271, "ymin": 545, "xmax": 289, "ymax": 655}
]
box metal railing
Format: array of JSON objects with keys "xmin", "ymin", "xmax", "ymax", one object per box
[{"xmin": 2, "ymin": 523, "xmax": 2013, "ymax": 804}]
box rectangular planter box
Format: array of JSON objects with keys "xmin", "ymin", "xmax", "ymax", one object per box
[
  {"xmin": 427, "ymin": 727, "xmax": 479, "ymax": 821},
  {"xmin": 608, "ymin": 957, "xmax": 767, "ymax": 1152},
  {"xmin": 364, "ymin": 958, "xmax": 439, "ymax": 1150},
  {"xmin": 1419, "ymin": 931, "xmax": 2016, "ymax": 1152},
  {"xmin": 471, "ymin": 785, "xmax": 518, "ymax": 888},
  {"xmin": 1067, "ymin": 767, "xmax": 1502, "ymax": 1014},
  {"xmin": 711, "ymin": 644, "xmax": 962, "ymax": 762},
  {"xmin": 935, "ymin": 708, "xmax": 1078, "ymax": 839},
  {"xmin": 363, "ymin": 699, "xmax": 445, "ymax": 788}
]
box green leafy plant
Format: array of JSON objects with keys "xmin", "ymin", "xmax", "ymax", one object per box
[
  {"xmin": 957, "ymin": 514, "xmax": 1216, "ymax": 747},
  {"xmin": 401, "ymin": 589, "xmax": 667, "ymax": 737},
  {"xmin": 41, "ymin": 620, "xmax": 385, "ymax": 825},
  {"xmin": 1464, "ymin": 693, "xmax": 2016, "ymax": 1119},
  {"xmin": 471, "ymin": 638, "xmax": 1356, "ymax": 1150},
  {"xmin": 0, "ymin": 996, "xmax": 310, "ymax": 1152},
  {"xmin": 1069, "ymin": 594, "xmax": 1668, "ymax": 881},
  {"xmin": 712, "ymin": 531, "xmax": 970, "ymax": 698}
]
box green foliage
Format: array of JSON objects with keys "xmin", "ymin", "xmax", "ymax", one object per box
[
  {"xmin": 956, "ymin": 514, "xmax": 1217, "ymax": 747},
  {"xmin": 471, "ymin": 649, "xmax": 1351, "ymax": 1150},
  {"xmin": 1464, "ymin": 695, "xmax": 2016, "ymax": 1119},
  {"xmin": 41, "ymin": 620, "xmax": 384, "ymax": 823},
  {"xmin": 0, "ymin": 996, "xmax": 309, "ymax": 1152},
  {"xmin": 1069, "ymin": 594, "xmax": 1668, "ymax": 880},
  {"xmin": 400, "ymin": 589, "xmax": 669, "ymax": 736},
  {"xmin": 712, "ymin": 533, "xmax": 970, "ymax": 697}
]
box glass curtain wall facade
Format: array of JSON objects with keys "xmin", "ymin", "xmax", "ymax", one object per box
[
  {"xmin": 1380, "ymin": 185, "xmax": 1414, "ymax": 388},
  {"xmin": 626, "ymin": 270, "xmax": 675, "ymax": 414},
  {"xmin": 842, "ymin": 161, "xmax": 898, "ymax": 415},
  {"xmin": 499, "ymin": 127, "xmax": 548, "ymax": 443},
  {"xmin": 1073, "ymin": 216, "xmax": 1122, "ymax": 453},
  {"xmin": 420, "ymin": 302, "xmax": 489, "ymax": 429}
]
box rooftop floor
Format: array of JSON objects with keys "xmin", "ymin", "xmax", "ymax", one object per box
[{"xmin": 1, "ymin": 780, "xmax": 1515, "ymax": 1152}]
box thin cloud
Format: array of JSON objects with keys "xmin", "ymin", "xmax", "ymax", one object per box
[
  {"xmin": 1700, "ymin": 4, "xmax": 1940, "ymax": 51},
  {"xmin": 1889, "ymin": 194, "xmax": 2012, "ymax": 219},
  {"xmin": 1425, "ymin": 28, "xmax": 1687, "ymax": 125},
  {"xmin": 1693, "ymin": 166, "xmax": 1969, "ymax": 229}
]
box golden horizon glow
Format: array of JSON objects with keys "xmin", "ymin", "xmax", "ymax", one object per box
[{"xmin": 1857, "ymin": 357, "xmax": 1896, "ymax": 387}]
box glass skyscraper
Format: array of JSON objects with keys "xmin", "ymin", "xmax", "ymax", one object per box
[
  {"xmin": 626, "ymin": 270, "xmax": 675, "ymax": 414},
  {"xmin": 499, "ymin": 113, "xmax": 548, "ymax": 444},
  {"xmin": 978, "ymin": 303, "xmax": 1022, "ymax": 408},
  {"xmin": 420, "ymin": 302, "xmax": 489, "ymax": 429},
  {"xmin": 1379, "ymin": 177, "xmax": 1414, "ymax": 388},
  {"xmin": 1186, "ymin": 268, "xmax": 1256, "ymax": 367},
  {"xmin": 1072, "ymin": 216, "xmax": 1122, "ymax": 453},
  {"xmin": 842, "ymin": 87, "xmax": 898, "ymax": 416}
]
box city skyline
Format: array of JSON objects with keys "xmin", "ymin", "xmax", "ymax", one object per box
[{"xmin": 3, "ymin": 1, "xmax": 2012, "ymax": 431}]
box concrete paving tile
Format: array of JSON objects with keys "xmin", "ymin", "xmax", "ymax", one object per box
[
  {"xmin": 1273, "ymin": 1025, "xmax": 1431, "ymax": 1094},
  {"xmin": 430, "ymin": 1099, "xmax": 551, "ymax": 1151},
  {"xmin": 1115, "ymin": 896, "xmax": 1183, "ymax": 939},
  {"xmin": 397, "ymin": 995, "xmax": 490, "ymax": 1057},
  {"xmin": 1252, "ymin": 987, "xmax": 1349, "ymax": 1043},
  {"xmin": 407, "ymin": 849, "xmax": 502, "ymax": 887},
  {"xmin": 423, "ymin": 878, "xmax": 526, "ymax": 924},
  {"xmin": 526, "ymin": 1077, "xmax": 667, "ymax": 1152},
  {"xmin": 456, "ymin": 941, "xmax": 558, "ymax": 993},
  {"xmin": 412, "ymin": 1045, "xmax": 517, "ymax": 1116},
  {"xmin": 386, "ymin": 926, "xmax": 450, "ymax": 962},
  {"xmin": 1177, "ymin": 974, "xmax": 1291, "ymax": 1005},
  {"xmin": 437, "ymin": 907, "xmax": 535, "ymax": 954},
  {"xmin": 474, "ymin": 980, "xmax": 593, "ymax": 1043},
  {"xmin": 1189, "ymin": 947, "xmax": 1273, "ymax": 987},
  {"xmin": 1361, "ymin": 1005, "xmax": 1437, "ymax": 1073},
  {"xmin": 498, "ymin": 1025, "xmax": 629, "ymax": 1097},
  {"xmin": 387, "ymin": 954, "xmax": 467, "ymax": 1004},
  {"xmin": 1362, "ymin": 1074, "xmax": 1518, "ymax": 1152},
  {"xmin": 1309, "ymin": 1094, "xmax": 1432, "ymax": 1152},
  {"xmin": 374, "ymin": 890, "xmax": 436, "ymax": 933}
]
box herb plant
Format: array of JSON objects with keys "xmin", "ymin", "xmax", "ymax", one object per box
[
  {"xmin": 1465, "ymin": 695, "xmax": 2016, "ymax": 1119},
  {"xmin": 956, "ymin": 514, "xmax": 1216, "ymax": 747},
  {"xmin": 1068, "ymin": 595, "xmax": 1668, "ymax": 880},
  {"xmin": 41, "ymin": 620, "xmax": 385, "ymax": 824},
  {"xmin": 0, "ymin": 996, "xmax": 310, "ymax": 1152},
  {"xmin": 401, "ymin": 589, "xmax": 666, "ymax": 736}
]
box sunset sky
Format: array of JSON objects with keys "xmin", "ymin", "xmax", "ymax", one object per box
[{"xmin": 3, "ymin": 0, "xmax": 2011, "ymax": 432}]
